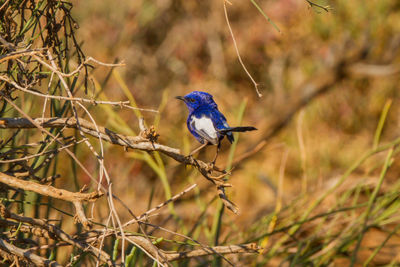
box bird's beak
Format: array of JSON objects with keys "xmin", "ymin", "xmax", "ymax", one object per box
[{"xmin": 175, "ymin": 96, "xmax": 186, "ymax": 102}]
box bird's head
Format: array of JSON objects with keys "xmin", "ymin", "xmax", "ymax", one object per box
[{"xmin": 175, "ymin": 91, "xmax": 217, "ymax": 112}]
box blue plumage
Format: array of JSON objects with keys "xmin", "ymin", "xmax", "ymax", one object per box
[
  {"xmin": 176, "ymin": 91, "xmax": 256, "ymax": 148},
  {"xmin": 188, "ymin": 105, "xmax": 234, "ymax": 145}
]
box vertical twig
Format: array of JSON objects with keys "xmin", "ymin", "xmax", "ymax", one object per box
[{"xmin": 223, "ymin": 0, "xmax": 262, "ymax": 97}]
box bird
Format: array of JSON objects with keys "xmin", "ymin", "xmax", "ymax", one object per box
[{"xmin": 176, "ymin": 91, "xmax": 257, "ymax": 163}]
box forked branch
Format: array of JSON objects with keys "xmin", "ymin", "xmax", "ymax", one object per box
[{"xmin": 0, "ymin": 172, "xmax": 103, "ymax": 228}]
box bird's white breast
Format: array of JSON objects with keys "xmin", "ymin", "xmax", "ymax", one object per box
[{"xmin": 191, "ymin": 116, "xmax": 218, "ymax": 140}]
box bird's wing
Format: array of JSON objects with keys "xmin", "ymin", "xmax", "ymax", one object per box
[
  {"xmin": 189, "ymin": 112, "xmax": 219, "ymax": 145},
  {"xmin": 208, "ymin": 109, "xmax": 235, "ymax": 144}
]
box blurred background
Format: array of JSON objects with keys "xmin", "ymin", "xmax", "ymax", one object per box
[
  {"xmin": 71, "ymin": 0, "xmax": 400, "ymax": 265},
  {"xmin": 2, "ymin": 0, "xmax": 400, "ymax": 265}
]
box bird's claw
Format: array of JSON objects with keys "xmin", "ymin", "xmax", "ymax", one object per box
[{"xmin": 207, "ymin": 162, "xmax": 215, "ymax": 173}]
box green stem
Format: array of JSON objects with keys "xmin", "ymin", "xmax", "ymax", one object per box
[{"xmin": 351, "ymin": 147, "xmax": 394, "ymax": 266}]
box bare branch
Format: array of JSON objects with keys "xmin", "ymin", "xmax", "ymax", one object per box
[
  {"xmin": 0, "ymin": 138, "xmax": 87, "ymax": 163},
  {"xmin": 0, "ymin": 172, "xmax": 102, "ymax": 202},
  {"xmin": 116, "ymin": 236, "xmax": 259, "ymax": 263},
  {"xmin": 0, "ymin": 172, "xmax": 102, "ymax": 228},
  {"xmin": 0, "ymin": 238, "xmax": 62, "ymax": 267},
  {"xmin": 32, "ymin": 53, "xmax": 124, "ymax": 77},
  {"xmin": 0, "ymin": 204, "xmax": 112, "ymax": 264},
  {"xmin": 164, "ymin": 243, "xmax": 260, "ymax": 261},
  {"xmin": 0, "ymin": 117, "xmax": 177, "ymax": 154},
  {"xmin": 0, "ymin": 49, "xmax": 43, "ymax": 64},
  {"xmin": 0, "ymin": 75, "xmax": 158, "ymax": 113},
  {"xmin": 0, "ymin": 116, "xmax": 237, "ymax": 211}
]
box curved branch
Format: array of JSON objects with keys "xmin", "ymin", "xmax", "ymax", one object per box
[
  {"xmin": 0, "ymin": 172, "xmax": 102, "ymax": 202},
  {"xmin": 0, "ymin": 172, "xmax": 102, "ymax": 228}
]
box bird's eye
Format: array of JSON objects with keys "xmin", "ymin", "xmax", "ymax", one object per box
[{"xmin": 189, "ymin": 98, "xmax": 196, "ymax": 103}]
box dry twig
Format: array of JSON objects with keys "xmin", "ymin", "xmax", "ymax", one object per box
[
  {"xmin": 0, "ymin": 172, "xmax": 102, "ymax": 202},
  {"xmin": 0, "ymin": 238, "xmax": 62, "ymax": 267},
  {"xmin": 0, "ymin": 204, "xmax": 112, "ymax": 265},
  {"xmin": 0, "ymin": 172, "xmax": 102, "ymax": 229}
]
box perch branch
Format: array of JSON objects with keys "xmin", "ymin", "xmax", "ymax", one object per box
[
  {"xmin": 0, "ymin": 117, "xmax": 237, "ymax": 212},
  {"xmin": 0, "ymin": 117, "xmax": 178, "ymax": 154}
]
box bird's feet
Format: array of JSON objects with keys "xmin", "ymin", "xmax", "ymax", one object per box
[
  {"xmin": 208, "ymin": 161, "xmax": 216, "ymax": 172},
  {"xmin": 185, "ymin": 153, "xmax": 197, "ymax": 165}
]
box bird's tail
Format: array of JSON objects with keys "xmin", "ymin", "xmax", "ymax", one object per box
[{"xmin": 218, "ymin": 126, "xmax": 257, "ymax": 134}]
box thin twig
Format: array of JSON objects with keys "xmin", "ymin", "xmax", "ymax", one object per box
[
  {"xmin": 0, "ymin": 138, "xmax": 86, "ymax": 163},
  {"xmin": 33, "ymin": 53, "xmax": 124, "ymax": 78},
  {"xmin": 0, "ymin": 75, "xmax": 158, "ymax": 113},
  {"xmin": 305, "ymin": 0, "xmax": 332, "ymax": 12},
  {"xmin": 123, "ymin": 184, "xmax": 198, "ymax": 227},
  {"xmin": 0, "ymin": 204, "xmax": 112, "ymax": 264},
  {"xmin": 223, "ymin": 0, "xmax": 262, "ymax": 97},
  {"xmin": 163, "ymin": 243, "xmax": 260, "ymax": 261}
]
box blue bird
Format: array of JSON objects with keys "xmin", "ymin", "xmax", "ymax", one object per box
[{"xmin": 176, "ymin": 91, "xmax": 256, "ymax": 163}]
